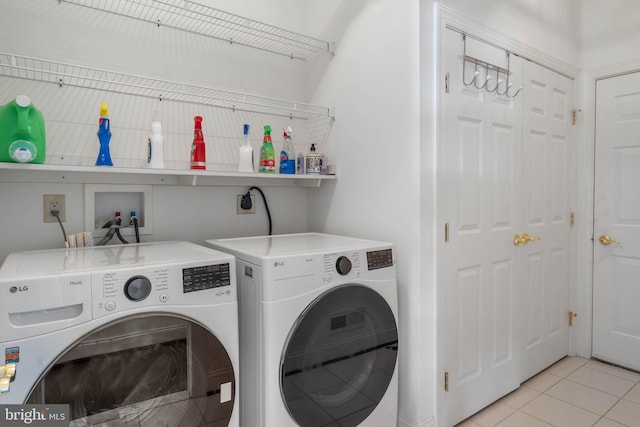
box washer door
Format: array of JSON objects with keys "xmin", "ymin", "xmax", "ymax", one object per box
[
  {"xmin": 280, "ymin": 285, "xmax": 398, "ymax": 426},
  {"xmin": 26, "ymin": 314, "xmax": 235, "ymax": 426}
]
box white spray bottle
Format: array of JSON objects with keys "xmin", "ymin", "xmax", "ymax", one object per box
[{"xmin": 238, "ymin": 123, "xmax": 254, "ymax": 172}]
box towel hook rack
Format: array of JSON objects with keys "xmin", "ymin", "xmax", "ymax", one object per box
[{"xmin": 461, "ymin": 33, "xmax": 522, "ymax": 99}]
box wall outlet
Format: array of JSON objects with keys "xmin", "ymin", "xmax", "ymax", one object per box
[
  {"xmin": 43, "ymin": 194, "xmax": 66, "ymax": 222},
  {"xmin": 237, "ymin": 194, "xmax": 255, "ymax": 214}
]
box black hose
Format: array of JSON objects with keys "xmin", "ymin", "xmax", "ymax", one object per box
[
  {"xmin": 249, "ymin": 186, "xmax": 272, "ymax": 235},
  {"xmin": 133, "ymin": 217, "xmax": 140, "ymax": 243},
  {"xmin": 114, "ymin": 217, "xmax": 128, "ymax": 244},
  {"xmin": 52, "ymin": 210, "xmax": 67, "ymax": 244}
]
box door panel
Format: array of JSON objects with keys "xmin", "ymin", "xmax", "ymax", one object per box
[
  {"xmin": 441, "ymin": 30, "xmax": 522, "ymax": 427},
  {"xmin": 593, "ymin": 71, "xmax": 640, "ymax": 371},
  {"xmin": 520, "ymin": 62, "xmax": 572, "ymax": 380}
]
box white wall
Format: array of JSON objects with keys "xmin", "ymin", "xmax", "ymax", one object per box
[{"xmin": 580, "ymin": 0, "xmax": 640, "ymax": 70}]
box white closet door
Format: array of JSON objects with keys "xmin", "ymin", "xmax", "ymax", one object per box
[
  {"xmin": 520, "ymin": 62, "xmax": 573, "ymax": 380},
  {"xmin": 440, "ymin": 30, "xmax": 523, "ymax": 427},
  {"xmin": 593, "ymin": 71, "xmax": 640, "ymax": 372}
]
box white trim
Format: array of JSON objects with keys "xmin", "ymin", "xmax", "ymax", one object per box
[
  {"xmin": 436, "ymin": 4, "xmax": 579, "ymax": 80},
  {"xmin": 398, "ymin": 414, "xmax": 436, "ymax": 427}
]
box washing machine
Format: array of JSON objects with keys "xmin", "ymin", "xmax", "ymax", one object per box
[
  {"xmin": 0, "ymin": 241, "xmax": 239, "ymax": 427},
  {"xmin": 206, "ymin": 233, "xmax": 398, "ymax": 427}
]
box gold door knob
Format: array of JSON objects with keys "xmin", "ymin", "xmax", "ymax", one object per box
[
  {"xmin": 522, "ymin": 233, "xmax": 541, "ymax": 244},
  {"xmin": 0, "ymin": 376, "xmax": 10, "ymax": 394},
  {"xmin": 599, "ymin": 235, "xmax": 620, "ymax": 246},
  {"xmin": 514, "ymin": 234, "xmax": 525, "ymax": 246}
]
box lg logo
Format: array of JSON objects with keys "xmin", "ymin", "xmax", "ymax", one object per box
[{"xmin": 9, "ymin": 285, "xmax": 28, "ymax": 293}]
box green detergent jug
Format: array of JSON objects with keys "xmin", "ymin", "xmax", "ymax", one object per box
[{"xmin": 0, "ymin": 95, "xmax": 46, "ymax": 164}]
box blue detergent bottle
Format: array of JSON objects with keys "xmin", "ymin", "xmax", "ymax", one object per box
[{"xmin": 95, "ymin": 102, "xmax": 113, "ymax": 166}]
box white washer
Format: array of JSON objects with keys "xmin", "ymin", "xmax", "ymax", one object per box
[
  {"xmin": 0, "ymin": 241, "xmax": 239, "ymax": 427},
  {"xmin": 207, "ymin": 233, "xmax": 398, "ymax": 427}
]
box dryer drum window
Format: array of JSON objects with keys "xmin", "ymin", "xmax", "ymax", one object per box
[
  {"xmin": 280, "ymin": 284, "xmax": 398, "ymax": 426},
  {"xmin": 26, "ymin": 314, "xmax": 236, "ymax": 426}
]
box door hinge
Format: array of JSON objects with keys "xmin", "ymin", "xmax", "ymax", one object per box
[
  {"xmin": 444, "ymin": 371, "xmax": 449, "ymax": 392},
  {"xmin": 570, "ymin": 212, "xmax": 575, "ymax": 227},
  {"xmin": 568, "ymin": 311, "xmax": 577, "ymax": 327},
  {"xmin": 572, "ymin": 108, "xmax": 582, "ymax": 125},
  {"xmin": 445, "ymin": 72, "xmax": 450, "ymax": 93},
  {"xmin": 445, "ymin": 223, "xmax": 450, "ymax": 242}
]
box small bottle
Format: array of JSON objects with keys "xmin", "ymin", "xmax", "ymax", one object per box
[
  {"xmin": 190, "ymin": 116, "xmax": 206, "ymax": 170},
  {"xmin": 259, "ymin": 125, "xmax": 275, "ymax": 173},
  {"xmin": 147, "ymin": 113, "xmax": 164, "ymax": 168},
  {"xmin": 279, "ymin": 126, "xmax": 296, "ymax": 174},
  {"xmin": 305, "ymin": 143, "xmax": 321, "ymax": 174},
  {"xmin": 238, "ymin": 123, "xmax": 254, "ymax": 173},
  {"xmin": 296, "ymin": 151, "xmax": 305, "ymax": 174},
  {"xmin": 95, "ymin": 102, "xmax": 113, "ymax": 166}
]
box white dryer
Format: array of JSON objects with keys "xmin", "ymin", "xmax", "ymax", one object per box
[
  {"xmin": 206, "ymin": 233, "xmax": 398, "ymax": 427},
  {"xmin": 0, "ymin": 241, "xmax": 239, "ymax": 427}
]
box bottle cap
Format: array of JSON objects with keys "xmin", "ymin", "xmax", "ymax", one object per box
[
  {"xmin": 194, "ymin": 116, "xmax": 203, "ymax": 129},
  {"xmin": 244, "ymin": 124, "xmax": 249, "ymax": 135},
  {"xmin": 151, "ymin": 120, "xmax": 162, "ymax": 134},
  {"xmin": 286, "ymin": 126, "xmax": 293, "ymax": 135},
  {"xmin": 100, "ymin": 102, "xmax": 109, "ymax": 117},
  {"xmin": 264, "ymin": 125, "xmax": 271, "ymax": 136},
  {"xmin": 310, "ymin": 143, "xmax": 316, "ymax": 152},
  {"xmin": 15, "ymin": 95, "xmax": 31, "ymax": 108}
]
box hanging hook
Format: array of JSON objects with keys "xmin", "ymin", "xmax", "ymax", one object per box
[
  {"xmin": 497, "ymin": 52, "xmax": 511, "ymax": 96},
  {"xmin": 462, "ymin": 34, "xmax": 480, "ymax": 87},
  {"xmin": 486, "ymin": 67, "xmax": 501, "ymax": 93},
  {"xmin": 507, "ymin": 85, "xmax": 523, "ymax": 98},
  {"xmin": 474, "ymin": 62, "xmax": 490, "ymax": 89}
]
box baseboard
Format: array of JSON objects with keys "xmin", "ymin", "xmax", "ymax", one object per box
[{"xmin": 398, "ymin": 414, "xmax": 436, "ymax": 427}]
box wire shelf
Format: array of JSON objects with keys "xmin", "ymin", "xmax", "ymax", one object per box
[
  {"xmin": 59, "ymin": 0, "xmax": 334, "ymax": 60},
  {"xmin": 0, "ymin": 53, "xmax": 335, "ymax": 120}
]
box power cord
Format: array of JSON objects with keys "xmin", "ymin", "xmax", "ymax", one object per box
[
  {"xmin": 242, "ymin": 186, "xmax": 272, "ymax": 235},
  {"xmin": 51, "ymin": 209, "xmax": 67, "ymax": 244}
]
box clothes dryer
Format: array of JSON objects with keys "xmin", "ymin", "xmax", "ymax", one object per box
[
  {"xmin": 207, "ymin": 233, "xmax": 398, "ymax": 427},
  {"xmin": 0, "ymin": 241, "xmax": 239, "ymax": 427}
]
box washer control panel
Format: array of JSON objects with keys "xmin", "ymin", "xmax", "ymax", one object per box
[{"xmin": 92, "ymin": 260, "xmax": 234, "ymax": 318}]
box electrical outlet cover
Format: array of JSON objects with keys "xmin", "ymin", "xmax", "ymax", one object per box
[
  {"xmin": 237, "ymin": 194, "xmax": 255, "ymax": 214},
  {"xmin": 43, "ymin": 194, "xmax": 66, "ymax": 222}
]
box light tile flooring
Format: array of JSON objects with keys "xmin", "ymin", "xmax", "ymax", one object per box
[{"xmin": 456, "ymin": 357, "xmax": 640, "ymax": 427}]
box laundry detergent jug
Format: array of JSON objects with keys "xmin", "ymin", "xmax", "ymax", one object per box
[{"xmin": 0, "ymin": 95, "xmax": 46, "ymax": 164}]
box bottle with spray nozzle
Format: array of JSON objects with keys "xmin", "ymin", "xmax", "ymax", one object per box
[
  {"xmin": 238, "ymin": 123, "xmax": 254, "ymax": 172},
  {"xmin": 190, "ymin": 116, "xmax": 206, "ymax": 170},
  {"xmin": 279, "ymin": 126, "xmax": 295, "ymax": 174},
  {"xmin": 95, "ymin": 102, "xmax": 113, "ymax": 166}
]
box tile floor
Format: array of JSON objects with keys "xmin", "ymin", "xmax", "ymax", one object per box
[{"xmin": 456, "ymin": 357, "xmax": 640, "ymax": 427}]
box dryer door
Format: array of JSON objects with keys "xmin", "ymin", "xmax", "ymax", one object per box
[
  {"xmin": 26, "ymin": 314, "xmax": 235, "ymax": 426},
  {"xmin": 280, "ymin": 284, "xmax": 398, "ymax": 426}
]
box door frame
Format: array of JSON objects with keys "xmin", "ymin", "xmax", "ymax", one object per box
[
  {"xmin": 434, "ymin": 4, "xmax": 580, "ymax": 425},
  {"xmin": 574, "ymin": 60, "xmax": 640, "ymax": 359}
]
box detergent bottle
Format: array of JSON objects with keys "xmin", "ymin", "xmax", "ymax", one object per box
[
  {"xmin": 0, "ymin": 95, "xmax": 46, "ymax": 164},
  {"xmin": 95, "ymin": 102, "xmax": 113, "ymax": 166}
]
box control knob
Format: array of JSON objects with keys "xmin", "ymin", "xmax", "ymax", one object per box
[
  {"xmin": 335, "ymin": 256, "xmax": 352, "ymax": 276},
  {"xmin": 124, "ymin": 275, "xmax": 152, "ymax": 301}
]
